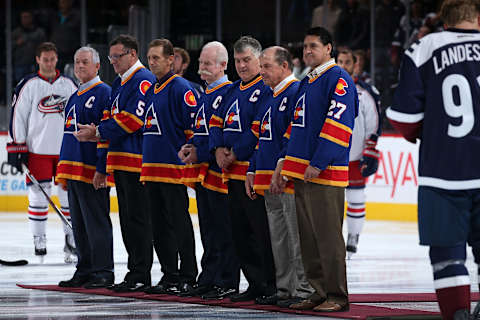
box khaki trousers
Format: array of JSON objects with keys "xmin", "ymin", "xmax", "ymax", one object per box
[{"xmin": 293, "ymin": 180, "xmax": 348, "ymax": 306}]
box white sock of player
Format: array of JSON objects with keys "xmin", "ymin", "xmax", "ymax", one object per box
[
  {"xmin": 346, "ymin": 188, "xmax": 366, "ymax": 236},
  {"xmin": 28, "ymin": 183, "xmax": 49, "ymax": 238},
  {"xmin": 57, "ymin": 186, "xmax": 75, "ymax": 249}
]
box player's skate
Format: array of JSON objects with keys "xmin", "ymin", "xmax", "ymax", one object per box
[
  {"xmin": 63, "ymin": 234, "xmax": 77, "ymax": 264},
  {"xmin": 346, "ymin": 233, "xmax": 359, "ymax": 260},
  {"xmin": 33, "ymin": 235, "xmax": 46, "ymax": 263},
  {"xmin": 471, "ymin": 301, "xmax": 480, "ymax": 319}
]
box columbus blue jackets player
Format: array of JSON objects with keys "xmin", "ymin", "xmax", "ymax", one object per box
[
  {"xmin": 387, "ymin": 1, "xmax": 480, "ymax": 318},
  {"xmin": 56, "ymin": 46, "xmax": 114, "ymax": 289}
]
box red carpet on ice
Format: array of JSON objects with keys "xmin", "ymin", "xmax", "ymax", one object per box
[{"xmin": 17, "ymin": 284, "xmax": 449, "ymax": 319}]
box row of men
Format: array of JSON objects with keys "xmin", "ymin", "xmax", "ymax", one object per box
[{"xmin": 7, "ymin": 27, "xmax": 380, "ymax": 311}]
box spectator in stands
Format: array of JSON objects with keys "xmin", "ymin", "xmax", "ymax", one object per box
[
  {"xmin": 49, "ymin": 0, "xmax": 80, "ymax": 72},
  {"xmin": 12, "ymin": 10, "xmax": 46, "ymax": 83},
  {"xmin": 335, "ymin": 0, "xmax": 369, "ymax": 50},
  {"xmin": 311, "ymin": 0, "xmax": 343, "ymax": 39},
  {"xmin": 173, "ymin": 47, "xmax": 204, "ymax": 96}
]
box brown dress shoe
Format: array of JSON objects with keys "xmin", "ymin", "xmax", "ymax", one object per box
[
  {"xmin": 289, "ymin": 299, "xmax": 320, "ymax": 310},
  {"xmin": 313, "ymin": 300, "xmax": 346, "ymax": 312}
]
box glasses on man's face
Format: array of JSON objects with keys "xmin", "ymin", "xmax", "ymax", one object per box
[{"xmin": 107, "ymin": 50, "xmax": 130, "ymax": 62}]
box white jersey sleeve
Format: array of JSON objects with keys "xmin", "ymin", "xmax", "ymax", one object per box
[{"xmin": 349, "ymin": 84, "xmax": 379, "ymax": 161}]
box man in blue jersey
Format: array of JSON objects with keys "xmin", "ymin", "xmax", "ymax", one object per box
[
  {"xmin": 246, "ymin": 46, "xmax": 313, "ymax": 306},
  {"xmin": 56, "ymin": 46, "xmax": 114, "ymax": 289},
  {"xmin": 75, "ymin": 35, "xmax": 155, "ymax": 293},
  {"xmin": 178, "ymin": 41, "xmax": 240, "ymax": 300},
  {"xmin": 387, "ymin": 1, "xmax": 480, "ymax": 318},
  {"xmin": 208, "ymin": 36, "xmax": 276, "ymax": 302},
  {"xmin": 139, "ymin": 38, "xmax": 198, "ymax": 296},
  {"xmin": 280, "ymin": 27, "xmax": 358, "ymax": 312}
]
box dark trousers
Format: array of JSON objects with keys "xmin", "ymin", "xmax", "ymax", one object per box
[
  {"xmin": 227, "ymin": 180, "xmax": 276, "ymax": 295},
  {"xmin": 145, "ymin": 182, "xmax": 197, "ymax": 284},
  {"xmin": 114, "ymin": 171, "xmax": 153, "ymax": 284},
  {"xmin": 67, "ymin": 180, "xmax": 113, "ymax": 277},
  {"xmin": 293, "ymin": 180, "xmax": 348, "ymax": 307},
  {"xmin": 196, "ymin": 184, "xmax": 240, "ymax": 289}
]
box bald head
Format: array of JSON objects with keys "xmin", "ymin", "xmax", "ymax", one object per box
[{"xmin": 260, "ymin": 46, "xmax": 293, "ymax": 88}]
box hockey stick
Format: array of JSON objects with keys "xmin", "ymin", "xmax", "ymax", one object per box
[
  {"xmin": 22, "ymin": 164, "xmax": 73, "ymax": 232},
  {"xmin": 0, "ymin": 258, "xmax": 28, "ymax": 266}
]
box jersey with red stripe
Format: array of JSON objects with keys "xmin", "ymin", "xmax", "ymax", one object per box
[
  {"xmin": 57, "ymin": 76, "xmax": 111, "ymax": 184},
  {"xmin": 387, "ymin": 28, "xmax": 480, "ymax": 190},
  {"xmin": 9, "ymin": 71, "xmax": 77, "ymax": 155},
  {"xmin": 208, "ymin": 75, "xmax": 268, "ymax": 181},
  {"xmin": 281, "ymin": 59, "xmax": 358, "ymax": 187},
  {"xmin": 97, "ymin": 61, "xmax": 155, "ymax": 173},
  {"xmin": 140, "ymin": 72, "xmax": 199, "ymax": 184},
  {"xmin": 249, "ymin": 74, "xmax": 299, "ymax": 193},
  {"xmin": 192, "ymin": 78, "xmax": 232, "ymax": 193}
]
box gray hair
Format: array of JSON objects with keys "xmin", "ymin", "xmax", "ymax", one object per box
[
  {"xmin": 74, "ymin": 46, "xmax": 100, "ymax": 64},
  {"xmin": 202, "ymin": 41, "xmax": 229, "ymax": 70},
  {"xmin": 261, "ymin": 46, "xmax": 293, "ymax": 71},
  {"xmin": 233, "ymin": 36, "xmax": 262, "ymax": 58}
]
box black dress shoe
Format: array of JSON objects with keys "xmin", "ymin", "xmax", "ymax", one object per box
[
  {"xmin": 58, "ymin": 274, "xmax": 90, "ymax": 287},
  {"xmin": 255, "ymin": 294, "xmax": 278, "ymax": 305},
  {"xmin": 202, "ymin": 286, "xmax": 238, "ymax": 300},
  {"xmin": 177, "ymin": 282, "xmax": 199, "ymax": 297},
  {"xmin": 144, "ymin": 281, "xmax": 178, "ymax": 294},
  {"xmin": 112, "ymin": 280, "xmax": 148, "ymax": 293},
  {"xmin": 229, "ymin": 288, "xmax": 258, "ymax": 302},
  {"xmin": 83, "ymin": 273, "xmax": 114, "ymax": 289}
]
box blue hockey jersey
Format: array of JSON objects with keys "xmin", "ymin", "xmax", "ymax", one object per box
[
  {"xmin": 191, "ymin": 78, "xmax": 232, "ymax": 193},
  {"xmin": 387, "ymin": 28, "xmax": 480, "ymax": 190},
  {"xmin": 57, "ymin": 77, "xmax": 111, "ymax": 184},
  {"xmin": 97, "ymin": 61, "xmax": 155, "ymax": 174},
  {"xmin": 281, "ymin": 59, "xmax": 358, "ymax": 187},
  {"xmin": 249, "ymin": 74, "xmax": 299, "ymax": 194},
  {"xmin": 140, "ymin": 72, "xmax": 199, "ymax": 184},
  {"xmin": 209, "ymin": 75, "xmax": 268, "ymax": 181}
]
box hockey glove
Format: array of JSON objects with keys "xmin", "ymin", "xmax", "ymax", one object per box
[
  {"xmin": 360, "ymin": 146, "xmax": 380, "ymax": 177},
  {"xmin": 6, "ymin": 142, "xmax": 28, "ymax": 173}
]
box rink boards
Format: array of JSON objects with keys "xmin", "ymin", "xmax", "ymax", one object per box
[{"xmin": 0, "ymin": 133, "xmax": 419, "ymax": 221}]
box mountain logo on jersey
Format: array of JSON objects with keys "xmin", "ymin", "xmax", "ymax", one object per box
[
  {"xmin": 144, "ymin": 103, "xmax": 161, "ymax": 135},
  {"xmin": 111, "ymin": 95, "xmax": 119, "ymax": 115},
  {"xmin": 292, "ymin": 93, "xmax": 305, "ymax": 127},
  {"xmin": 184, "ymin": 90, "xmax": 197, "ymax": 107},
  {"xmin": 194, "ymin": 103, "xmax": 208, "ymax": 136},
  {"xmin": 38, "ymin": 94, "xmax": 68, "ymax": 114},
  {"xmin": 139, "ymin": 80, "xmax": 152, "ymax": 95},
  {"xmin": 224, "ymin": 99, "xmax": 242, "ymax": 132},
  {"xmin": 335, "ymin": 78, "xmax": 348, "ymax": 96},
  {"xmin": 64, "ymin": 104, "xmax": 77, "ymax": 133},
  {"xmin": 259, "ymin": 107, "xmax": 272, "ymax": 141}
]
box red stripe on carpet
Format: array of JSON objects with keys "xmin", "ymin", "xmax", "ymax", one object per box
[{"xmin": 16, "ymin": 284, "xmax": 442, "ymax": 319}]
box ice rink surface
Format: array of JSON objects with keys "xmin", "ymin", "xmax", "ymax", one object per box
[{"xmin": 0, "ymin": 211, "xmax": 478, "ymax": 319}]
